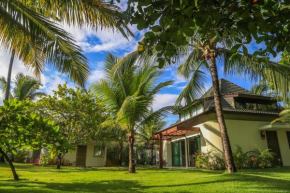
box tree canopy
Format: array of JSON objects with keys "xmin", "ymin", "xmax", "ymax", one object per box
[
  {"xmin": 36, "ymin": 84, "xmax": 109, "ymax": 151},
  {"xmin": 0, "ymin": 99, "xmax": 65, "ymax": 180},
  {"xmin": 126, "ymin": 0, "xmax": 290, "ymax": 66}
]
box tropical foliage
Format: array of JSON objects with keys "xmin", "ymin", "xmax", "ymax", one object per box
[
  {"xmin": 36, "ymin": 84, "xmax": 109, "ymax": 153},
  {"xmin": 137, "ymin": 110, "xmax": 167, "ymax": 164},
  {"xmin": 125, "ymin": 0, "xmax": 290, "ymax": 173},
  {"xmin": 0, "ymin": 0, "xmax": 134, "ymax": 104},
  {"xmin": 91, "ymin": 53, "xmax": 173, "ymax": 173},
  {"xmin": 126, "ymin": 1, "xmax": 290, "ymax": 65},
  {"xmin": 0, "ymin": 73, "xmax": 45, "ymax": 101},
  {"xmin": 0, "ymin": 99, "xmax": 64, "ymax": 180}
]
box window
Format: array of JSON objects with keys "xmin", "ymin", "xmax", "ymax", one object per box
[
  {"xmin": 287, "ymin": 131, "xmax": 290, "ymax": 149},
  {"xmin": 236, "ymin": 101, "xmax": 246, "ymax": 109},
  {"xmin": 94, "ymin": 146, "xmax": 104, "ymax": 157}
]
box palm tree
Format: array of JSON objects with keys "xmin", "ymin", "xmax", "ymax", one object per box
[
  {"xmin": 0, "ymin": 1, "xmax": 133, "ymax": 179},
  {"xmin": 0, "ymin": 0, "xmax": 133, "ymax": 100},
  {"xmin": 91, "ymin": 53, "xmax": 173, "ymax": 173},
  {"xmin": 0, "ymin": 73, "xmax": 45, "ymax": 101},
  {"xmin": 137, "ymin": 111, "xmax": 167, "ymax": 165},
  {"xmin": 250, "ymin": 83, "xmax": 273, "ymax": 96},
  {"xmin": 174, "ymin": 33, "xmax": 290, "ymax": 173}
]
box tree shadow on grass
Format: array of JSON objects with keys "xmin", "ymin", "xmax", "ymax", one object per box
[
  {"xmin": 0, "ymin": 172, "xmax": 290, "ymax": 193},
  {"xmin": 0, "ymin": 180, "xmax": 147, "ymax": 193}
]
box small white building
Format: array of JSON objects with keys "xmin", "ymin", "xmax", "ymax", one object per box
[{"xmin": 38, "ymin": 143, "xmax": 107, "ymax": 167}]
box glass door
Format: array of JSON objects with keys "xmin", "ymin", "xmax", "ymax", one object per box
[{"xmin": 172, "ymin": 141, "xmax": 180, "ymax": 166}]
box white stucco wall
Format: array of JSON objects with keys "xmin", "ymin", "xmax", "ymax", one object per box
[
  {"xmin": 85, "ymin": 144, "xmax": 107, "ymax": 167},
  {"xmin": 38, "ymin": 144, "xmax": 107, "ymax": 167},
  {"xmin": 161, "ymin": 114, "xmax": 290, "ymax": 167}
]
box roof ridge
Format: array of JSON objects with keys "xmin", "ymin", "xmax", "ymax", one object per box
[{"xmin": 201, "ymin": 78, "xmax": 251, "ymax": 98}]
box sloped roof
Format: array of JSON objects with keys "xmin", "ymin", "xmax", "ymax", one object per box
[{"xmin": 202, "ymin": 78, "xmax": 252, "ymax": 98}]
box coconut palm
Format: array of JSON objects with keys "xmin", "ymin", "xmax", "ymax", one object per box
[
  {"xmin": 0, "ymin": 73, "xmax": 45, "ymax": 101},
  {"xmin": 91, "ymin": 53, "xmax": 173, "ymax": 173},
  {"xmin": 0, "ymin": 1, "xmax": 133, "ymax": 180},
  {"xmin": 173, "ymin": 32, "xmax": 290, "ymax": 173},
  {"xmin": 273, "ymin": 108, "xmax": 290, "ymax": 123},
  {"xmin": 250, "ymin": 83, "xmax": 273, "ymax": 96},
  {"xmin": 137, "ymin": 111, "xmax": 167, "ymax": 165},
  {"xmin": 0, "ymin": 0, "xmax": 133, "ymax": 100}
]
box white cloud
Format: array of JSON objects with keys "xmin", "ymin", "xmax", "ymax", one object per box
[
  {"xmin": 62, "ymin": 23, "xmax": 144, "ymax": 54},
  {"xmin": 153, "ymin": 94, "xmax": 179, "ymax": 111}
]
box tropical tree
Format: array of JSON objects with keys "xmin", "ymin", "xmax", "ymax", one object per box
[
  {"xmin": 137, "ymin": 111, "xmax": 167, "ymax": 165},
  {"xmin": 0, "ymin": 0, "xmax": 133, "ymax": 101},
  {"xmin": 124, "ymin": 0, "xmax": 290, "ymax": 174},
  {"xmin": 36, "ymin": 84, "xmax": 109, "ymax": 167},
  {"xmin": 91, "ymin": 53, "xmax": 173, "ymax": 173},
  {"xmin": 165, "ymin": 33, "xmax": 290, "ymax": 173},
  {"xmin": 0, "ymin": 99, "xmax": 65, "ymax": 180},
  {"xmin": 273, "ymin": 108, "xmax": 290, "ymax": 124},
  {"xmin": 0, "ymin": 73, "xmax": 45, "ymax": 101}
]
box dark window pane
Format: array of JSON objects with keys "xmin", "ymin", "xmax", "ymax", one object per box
[
  {"xmin": 287, "ymin": 131, "xmax": 290, "ymax": 149},
  {"xmin": 236, "ymin": 101, "xmax": 245, "ymax": 109}
]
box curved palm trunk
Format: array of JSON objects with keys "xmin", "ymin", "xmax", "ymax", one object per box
[
  {"xmin": 5, "ymin": 49, "xmax": 15, "ymax": 100},
  {"xmin": 208, "ymin": 48, "xmax": 237, "ymax": 173},
  {"xmin": 128, "ymin": 134, "xmax": 135, "ymax": 173},
  {"xmin": 0, "ymin": 148, "xmax": 19, "ymax": 180}
]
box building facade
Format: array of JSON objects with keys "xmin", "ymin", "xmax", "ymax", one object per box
[{"xmin": 153, "ymin": 79, "xmax": 290, "ymax": 167}]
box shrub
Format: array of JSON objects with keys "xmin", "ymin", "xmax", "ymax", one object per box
[
  {"xmin": 232, "ymin": 146, "xmax": 275, "ymax": 169},
  {"xmin": 233, "ymin": 145, "xmax": 250, "ymax": 169},
  {"xmin": 195, "ymin": 150, "xmax": 225, "ymax": 170},
  {"xmin": 256, "ymin": 147, "xmax": 275, "ymax": 168}
]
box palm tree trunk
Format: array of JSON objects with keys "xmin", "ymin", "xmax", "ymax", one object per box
[
  {"xmin": 128, "ymin": 134, "xmax": 135, "ymax": 173},
  {"xmin": 118, "ymin": 141, "xmax": 123, "ymax": 166},
  {"xmin": 150, "ymin": 144, "xmax": 154, "ymax": 165},
  {"xmin": 5, "ymin": 49, "xmax": 15, "ymax": 100},
  {"xmin": 208, "ymin": 48, "xmax": 237, "ymax": 173},
  {"xmin": 0, "ymin": 148, "xmax": 19, "ymax": 181}
]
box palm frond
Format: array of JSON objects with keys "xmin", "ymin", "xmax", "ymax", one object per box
[{"xmin": 0, "ymin": 0, "xmax": 90, "ymax": 86}]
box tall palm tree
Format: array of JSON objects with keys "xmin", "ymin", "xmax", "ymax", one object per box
[
  {"xmin": 174, "ymin": 33, "xmax": 290, "ymax": 173},
  {"xmin": 0, "ymin": 73, "xmax": 45, "ymax": 101},
  {"xmin": 0, "ymin": 0, "xmax": 133, "ymax": 100},
  {"xmin": 137, "ymin": 111, "xmax": 167, "ymax": 165},
  {"xmin": 91, "ymin": 53, "xmax": 173, "ymax": 173}
]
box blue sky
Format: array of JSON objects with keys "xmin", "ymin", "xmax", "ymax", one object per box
[{"xmin": 0, "ymin": 2, "xmax": 282, "ymax": 127}]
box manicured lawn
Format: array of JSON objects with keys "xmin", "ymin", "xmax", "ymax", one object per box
[{"xmin": 1, "ymin": 163, "xmax": 290, "ymax": 192}]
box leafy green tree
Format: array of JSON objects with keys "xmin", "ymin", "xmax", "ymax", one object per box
[
  {"xmin": 36, "ymin": 84, "xmax": 109, "ymax": 158},
  {"xmin": 0, "ymin": 99, "xmax": 64, "ymax": 180},
  {"xmin": 124, "ymin": 0, "xmax": 290, "ymax": 173},
  {"xmin": 0, "ymin": 73, "xmax": 45, "ymax": 101},
  {"xmin": 0, "ymin": 0, "xmax": 133, "ymax": 101},
  {"xmin": 91, "ymin": 53, "xmax": 173, "ymax": 173}
]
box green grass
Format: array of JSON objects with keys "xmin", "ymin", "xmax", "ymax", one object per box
[{"xmin": 1, "ymin": 163, "xmax": 290, "ymax": 192}]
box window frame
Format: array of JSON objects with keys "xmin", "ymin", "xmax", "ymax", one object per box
[{"xmin": 93, "ymin": 146, "xmax": 105, "ymax": 157}]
